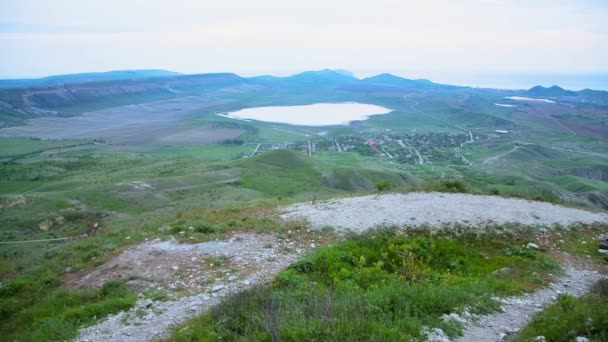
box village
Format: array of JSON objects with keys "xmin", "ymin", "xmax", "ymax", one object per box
[{"xmin": 245, "ymin": 132, "xmax": 474, "ymax": 165}]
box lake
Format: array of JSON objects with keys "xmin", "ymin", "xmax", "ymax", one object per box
[{"xmin": 218, "ymin": 103, "xmax": 393, "ymax": 126}]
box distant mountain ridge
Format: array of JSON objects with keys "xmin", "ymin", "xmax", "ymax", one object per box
[
  {"xmin": 0, "ymin": 69, "xmax": 606, "ymax": 128},
  {"xmin": 361, "ymin": 73, "xmax": 460, "ymax": 90},
  {"xmin": 527, "ymin": 85, "xmax": 578, "ymax": 97},
  {"xmin": 0, "ymin": 70, "xmax": 182, "ymax": 88}
]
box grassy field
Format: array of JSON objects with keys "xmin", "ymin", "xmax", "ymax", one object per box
[{"xmin": 1, "ymin": 78, "xmax": 607, "ymax": 340}]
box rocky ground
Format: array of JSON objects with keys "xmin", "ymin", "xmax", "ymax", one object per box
[
  {"xmin": 280, "ymin": 192, "xmax": 608, "ymax": 232},
  {"xmin": 76, "ymin": 232, "xmax": 316, "ymax": 342},
  {"xmin": 448, "ymin": 266, "xmax": 604, "ymax": 342},
  {"xmin": 74, "ymin": 193, "xmax": 608, "ymax": 342}
]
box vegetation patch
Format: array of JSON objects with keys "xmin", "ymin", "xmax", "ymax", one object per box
[
  {"xmin": 0, "ymin": 278, "xmax": 135, "ymax": 341},
  {"xmin": 516, "ymin": 279, "xmax": 608, "ymax": 342},
  {"xmin": 171, "ymin": 227, "xmax": 560, "ymax": 341}
]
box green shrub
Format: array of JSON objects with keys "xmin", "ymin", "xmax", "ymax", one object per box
[
  {"xmin": 194, "ymin": 223, "xmax": 215, "ymax": 234},
  {"xmin": 438, "ymin": 180, "xmax": 467, "ymax": 193},
  {"xmin": 375, "ymin": 180, "xmax": 392, "ymax": 192}
]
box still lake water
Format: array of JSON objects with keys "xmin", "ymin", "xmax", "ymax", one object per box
[{"xmin": 219, "ymin": 103, "xmax": 393, "ymax": 126}]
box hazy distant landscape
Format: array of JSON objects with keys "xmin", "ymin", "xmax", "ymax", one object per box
[{"xmin": 1, "ymin": 67, "xmax": 607, "ymax": 341}]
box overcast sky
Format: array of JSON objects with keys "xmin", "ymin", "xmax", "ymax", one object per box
[{"xmin": 1, "ymin": 0, "xmax": 607, "ymax": 87}]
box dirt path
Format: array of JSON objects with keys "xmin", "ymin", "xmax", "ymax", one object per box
[
  {"xmin": 281, "ymin": 192, "xmax": 608, "ymax": 233},
  {"xmin": 482, "ymin": 145, "xmax": 520, "ymax": 165},
  {"xmin": 455, "ymin": 265, "xmax": 604, "ymax": 342}
]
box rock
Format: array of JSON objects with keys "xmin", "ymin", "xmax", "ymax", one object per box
[
  {"xmin": 202, "ymin": 295, "xmax": 210, "ymax": 301},
  {"xmin": 441, "ymin": 312, "xmax": 467, "ymax": 324},
  {"xmin": 534, "ymin": 336, "xmax": 546, "ymax": 342},
  {"xmin": 38, "ymin": 219, "xmax": 52, "ymax": 231},
  {"xmin": 171, "ymin": 266, "xmax": 179, "ymax": 271},
  {"xmin": 137, "ymin": 299, "xmax": 153, "ymax": 309},
  {"xmin": 598, "ymin": 234, "xmax": 608, "ymax": 249},
  {"xmin": 243, "ymin": 280, "xmax": 251, "ymax": 286},
  {"xmin": 54, "ymin": 216, "xmax": 65, "ymax": 225},
  {"xmin": 598, "ymin": 249, "xmax": 608, "ymax": 255},
  {"xmin": 426, "ymin": 327, "xmax": 450, "ymax": 342},
  {"xmin": 228, "ymin": 276, "xmax": 237, "ymax": 281},
  {"xmin": 158, "ymin": 225, "xmax": 170, "ymax": 233},
  {"xmin": 65, "ymin": 266, "xmax": 73, "ymax": 273},
  {"xmin": 491, "ymin": 267, "xmax": 511, "ymax": 276},
  {"xmin": 575, "ymin": 337, "xmax": 589, "ymax": 342},
  {"xmin": 527, "ymin": 242, "xmax": 539, "ymax": 249},
  {"xmin": 211, "ymin": 285, "xmax": 225, "ymax": 292}
]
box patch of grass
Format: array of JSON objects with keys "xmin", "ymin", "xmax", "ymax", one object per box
[
  {"xmin": 1, "ymin": 279, "xmax": 136, "ymax": 341},
  {"xmin": 171, "ymin": 228, "xmax": 560, "ymax": 341},
  {"xmin": 206, "ymin": 255, "xmax": 228, "ymax": 267},
  {"xmin": 516, "ymin": 279, "xmax": 608, "ymax": 342},
  {"xmin": 0, "ymin": 138, "xmax": 86, "ymax": 158}
]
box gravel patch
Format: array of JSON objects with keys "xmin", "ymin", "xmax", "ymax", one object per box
[
  {"xmin": 281, "ymin": 192, "xmax": 608, "ymax": 232},
  {"xmin": 76, "ymin": 233, "xmax": 310, "ymax": 342}
]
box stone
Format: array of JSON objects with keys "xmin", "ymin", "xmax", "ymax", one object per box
[
  {"xmin": 533, "ymin": 336, "xmax": 546, "ymax": 342},
  {"xmin": 158, "ymin": 225, "xmax": 170, "ymax": 233},
  {"xmin": 598, "ymin": 234, "xmax": 608, "ymax": 249},
  {"xmin": 65, "ymin": 266, "xmax": 73, "ymax": 273},
  {"xmin": 228, "ymin": 275, "xmax": 237, "ymax": 281},
  {"xmin": 527, "ymin": 242, "xmax": 539, "ymax": 249},
  {"xmin": 137, "ymin": 299, "xmax": 153, "ymax": 309},
  {"xmin": 211, "ymin": 285, "xmax": 225, "ymax": 292},
  {"xmin": 243, "ymin": 280, "xmax": 251, "ymax": 286},
  {"xmin": 171, "ymin": 266, "xmax": 179, "ymax": 271},
  {"xmin": 575, "ymin": 337, "xmax": 589, "ymax": 342},
  {"xmin": 491, "ymin": 267, "xmax": 511, "ymax": 276},
  {"xmin": 598, "ymin": 249, "xmax": 608, "ymax": 255},
  {"xmin": 38, "ymin": 220, "xmax": 52, "ymax": 231},
  {"xmin": 426, "ymin": 327, "xmax": 450, "ymax": 342}
]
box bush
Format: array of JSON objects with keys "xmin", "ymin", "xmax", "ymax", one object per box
[
  {"xmin": 194, "ymin": 223, "xmax": 215, "ymax": 234},
  {"xmin": 438, "ymin": 180, "xmax": 467, "ymax": 193},
  {"xmin": 375, "ymin": 180, "xmax": 392, "ymax": 192}
]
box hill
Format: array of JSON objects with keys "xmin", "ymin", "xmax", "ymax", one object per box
[
  {"xmin": 0, "ymin": 70, "xmax": 182, "ymax": 88},
  {"xmin": 527, "ymin": 85, "xmax": 578, "ymax": 97},
  {"xmin": 0, "ymin": 73, "xmax": 245, "ymax": 126},
  {"xmin": 361, "ymin": 73, "xmax": 459, "ymax": 90}
]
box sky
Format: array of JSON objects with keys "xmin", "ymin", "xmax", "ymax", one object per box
[{"xmin": 1, "ymin": 0, "xmax": 607, "ymax": 89}]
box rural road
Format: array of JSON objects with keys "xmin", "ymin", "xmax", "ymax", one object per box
[{"xmin": 482, "ymin": 145, "xmax": 520, "ymax": 165}]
